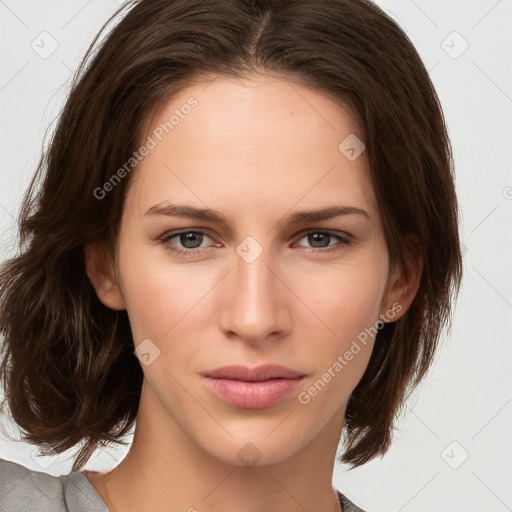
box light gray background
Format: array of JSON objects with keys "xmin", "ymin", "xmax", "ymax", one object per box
[{"xmin": 1, "ymin": 1, "xmax": 511, "ymax": 511}]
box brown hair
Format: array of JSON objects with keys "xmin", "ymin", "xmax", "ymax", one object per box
[{"xmin": 0, "ymin": 0, "xmax": 462, "ymax": 471}]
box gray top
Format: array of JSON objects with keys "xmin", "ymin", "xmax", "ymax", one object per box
[
  {"xmin": 0, "ymin": 458, "xmax": 109, "ymax": 511},
  {"xmin": 0, "ymin": 458, "xmax": 368, "ymax": 511}
]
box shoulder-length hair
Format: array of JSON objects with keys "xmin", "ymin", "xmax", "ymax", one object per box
[{"xmin": 0, "ymin": 0, "xmax": 462, "ymax": 471}]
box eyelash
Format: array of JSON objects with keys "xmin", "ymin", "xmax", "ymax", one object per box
[{"xmin": 159, "ymin": 229, "xmax": 352, "ymax": 257}]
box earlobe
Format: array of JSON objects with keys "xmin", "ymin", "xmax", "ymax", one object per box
[{"xmin": 84, "ymin": 242, "xmax": 126, "ymax": 310}]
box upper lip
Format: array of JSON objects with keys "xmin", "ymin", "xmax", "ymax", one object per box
[{"xmin": 203, "ymin": 364, "xmax": 305, "ymax": 382}]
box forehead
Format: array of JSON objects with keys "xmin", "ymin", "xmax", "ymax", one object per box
[{"xmin": 128, "ymin": 75, "xmax": 378, "ymax": 225}]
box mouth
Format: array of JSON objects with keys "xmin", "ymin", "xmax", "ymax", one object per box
[{"xmin": 202, "ymin": 364, "xmax": 306, "ymax": 409}]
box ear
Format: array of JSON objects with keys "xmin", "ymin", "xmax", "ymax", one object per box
[
  {"xmin": 379, "ymin": 242, "xmax": 423, "ymax": 323},
  {"xmin": 84, "ymin": 242, "xmax": 126, "ymax": 310}
]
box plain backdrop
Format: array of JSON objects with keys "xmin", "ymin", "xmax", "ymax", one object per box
[{"xmin": 0, "ymin": 1, "xmax": 511, "ymax": 511}]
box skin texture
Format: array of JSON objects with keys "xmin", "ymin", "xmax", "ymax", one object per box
[{"xmin": 85, "ymin": 74, "xmax": 420, "ymax": 512}]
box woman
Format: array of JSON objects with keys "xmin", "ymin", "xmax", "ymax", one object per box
[{"xmin": 0, "ymin": 0, "xmax": 462, "ymax": 510}]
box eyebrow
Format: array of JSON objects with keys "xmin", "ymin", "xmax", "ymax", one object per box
[{"xmin": 144, "ymin": 203, "xmax": 370, "ymax": 225}]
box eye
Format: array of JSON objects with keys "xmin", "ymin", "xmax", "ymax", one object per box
[
  {"xmin": 159, "ymin": 228, "xmax": 353, "ymax": 258},
  {"xmin": 159, "ymin": 229, "xmax": 216, "ymax": 257},
  {"xmin": 294, "ymin": 230, "xmax": 352, "ymax": 253}
]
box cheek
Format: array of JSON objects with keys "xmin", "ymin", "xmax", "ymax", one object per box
[
  {"xmin": 292, "ymin": 260, "xmax": 388, "ymax": 383},
  {"xmin": 117, "ymin": 239, "xmax": 217, "ymax": 343},
  {"xmin": 298, "ymin": 260, "xmax": 387, "ymax": 338}
]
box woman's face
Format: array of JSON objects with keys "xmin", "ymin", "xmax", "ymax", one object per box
[{"xmin": 91, "ymin": 74, "xmax": 408, "ymax": 467}]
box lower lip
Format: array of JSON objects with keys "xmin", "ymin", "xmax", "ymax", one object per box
[{"xmin": 203, "ymin": 377, "xmax": 304, "ymax": 409}]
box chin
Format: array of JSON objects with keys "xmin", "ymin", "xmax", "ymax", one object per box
[{"xmin": 193, "ymin": 426, "xmax": 309, "ymax": 469}]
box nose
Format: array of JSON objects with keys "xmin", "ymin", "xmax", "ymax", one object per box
[{"xmin": 218, "ymin": 239, "xmax": 292, "ymax": 345}]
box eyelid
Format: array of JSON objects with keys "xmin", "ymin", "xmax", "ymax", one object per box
[{"xmin": 295, "ymin": 228, "xmax": 353, "ymax": 241}]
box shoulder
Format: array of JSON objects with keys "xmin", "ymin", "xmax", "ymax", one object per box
[
  {"xmin": 0, "ymin": 458, "xmax": 110, "ymax": 512},
  {"xmin": 0, "ymin": 457, "xmax": 69, "ymax": 511},
  {"xmin": 337, "ymin": 489, "xmax": 370, "ymax": 512}
]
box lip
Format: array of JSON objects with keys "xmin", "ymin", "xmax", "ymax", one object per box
[
  {"xmin": 202, "ymin": 365, "xmax": 306, "ymax": 409},
  {"xmin": 203, "ymin": 364, "xmax": 305, "ymax": 381}
]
